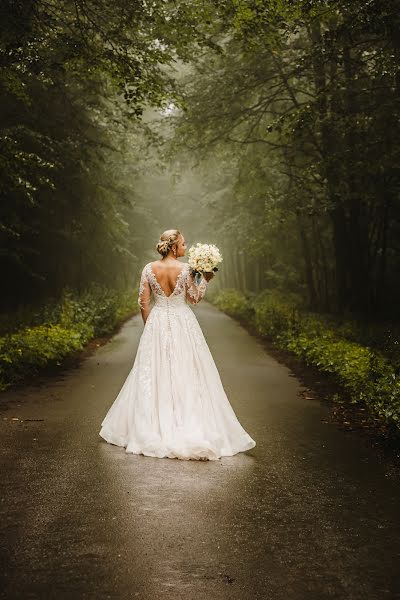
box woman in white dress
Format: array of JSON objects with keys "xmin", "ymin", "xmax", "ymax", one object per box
[{"xmin": 99, "ymin": 229, "xmax": 256, "ymax": 460}]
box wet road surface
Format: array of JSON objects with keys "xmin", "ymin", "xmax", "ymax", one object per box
[{"xmin": 1, "ymin": 301, "xmax": 400, "ymax": 599}]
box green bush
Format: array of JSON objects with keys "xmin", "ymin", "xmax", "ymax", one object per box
[
  {"xmin": 213, "ymin": 289, "xmax": 255, "ymax": 322},
  {"xmin": 58, "ymin": 284, "xmax": 135, "ymax": 337},
  {"xmin": 0, "ymin": 324, "xmax": 84, "ymax": 388},
  {"xmin": 210, "ymin": 289, "xmax": 400, "ymax": 431},
  {"xmin": 0, "ymin": 284, "xmax": 139, "ymax": 390}
]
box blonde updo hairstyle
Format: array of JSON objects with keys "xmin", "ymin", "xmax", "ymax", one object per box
[{"xmin": 156, "ymin": 229, "xmax": 181, "ymax": 257}]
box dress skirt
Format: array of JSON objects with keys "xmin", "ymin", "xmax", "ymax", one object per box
[{"xmin": 99, "ymin": 301, "xmax": 256, "ymax": 460}]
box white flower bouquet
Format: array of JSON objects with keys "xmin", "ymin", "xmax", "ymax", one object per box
[{"xmin": 187, "ymin": 243, "xmax": 223, "ymax": 284}]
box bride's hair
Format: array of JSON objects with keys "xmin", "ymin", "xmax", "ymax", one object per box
[{"xmin": 156, "ymin": 229, "xmax": 181, "ymax": 257}]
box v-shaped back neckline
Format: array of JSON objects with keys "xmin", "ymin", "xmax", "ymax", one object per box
[{"xmin": 148, "ymin": 262, "xmax": 187, "ymax": 298}]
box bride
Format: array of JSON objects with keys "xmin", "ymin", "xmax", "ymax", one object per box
[{"xmin": 99, "ymin": 229, "xmax": 256, "ymax": 460}]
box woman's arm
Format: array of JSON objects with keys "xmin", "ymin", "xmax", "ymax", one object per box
[
  {"xmin": 138, "ymin": 265, "xmax": 152, "ymax": 323},
  {"xmin": 185, "ymin": 270, "xmax": 214, "ymax": 305}
]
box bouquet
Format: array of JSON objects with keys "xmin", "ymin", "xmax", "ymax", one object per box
[{"xmin": 187, "ymin": 243, "xmax": 223, "ymax": 285}]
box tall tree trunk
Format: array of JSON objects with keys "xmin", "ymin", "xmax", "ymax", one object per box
[
  {"xmin": 310, "ymin": 18, "xmax": 349, "ymax": 312},
  {"xmin": 296, "ymin": 210, "xmax": 317, "ymax": 307}
]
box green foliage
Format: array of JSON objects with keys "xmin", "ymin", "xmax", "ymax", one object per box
[
  {"xmin": 173, "ymin": 0, "xmax": 400, "ymax": 317},
  {"xmin": 58, "ymin": 284, "xmax": 137, "ymax": 337},
  {"xmin": 211, "ymin": 289, "xmax": 400, "ymax": 431},
  {"xmin": 0, "ymin": 284, "xmax": 139, "ymax": 390},
  {"xmin": 0, "ymin": 0, "xmax": 223, "ymax": 311},
  {"xmin": 0, "ymin": 325, "xmax": 84, "ymax": 389},
  {"xmin": 213, "ymin": 289, "xmax": 255, "ymax": 322}
]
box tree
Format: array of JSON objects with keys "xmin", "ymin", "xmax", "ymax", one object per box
[
  {"xmin": 0, "ymin": 0, "xmax": 219, "ymax": 309},
  {"xmin": 171, "ymin": 0, "xmax": 400, "ymax": 318}
]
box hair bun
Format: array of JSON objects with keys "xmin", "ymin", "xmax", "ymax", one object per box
[
  {"xmin": 156, "ymin": 239, "xmax": 170, "ymax": 256},
  {"xmin": 156, "ymin": 229, "xmax": 181, "ymax": 257}
]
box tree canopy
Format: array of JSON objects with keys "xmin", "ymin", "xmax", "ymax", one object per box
[
  {"xmin": 1, "ymin": 0, "xmax": 400, "ymax": 321},
  {"xmin": 171, "ymin": 0, "xmax": 400, "ymax": 317},
  {"xmin": 0, "ymin": 0, "xmax": 217, "ymax": 308}
]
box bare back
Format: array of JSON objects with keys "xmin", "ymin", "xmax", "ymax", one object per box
[{"xmin": 150, "ymin": 260, "xmax": 185, "ymax": 297}]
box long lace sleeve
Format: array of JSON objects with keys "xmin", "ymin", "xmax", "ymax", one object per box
[
  {"xmin": 138, "ymin": 264, "xmax": 151, "ymax": 322},
  {"xmin": 185, "ymin": 269, "xmax": 208, "ymax": 304}
]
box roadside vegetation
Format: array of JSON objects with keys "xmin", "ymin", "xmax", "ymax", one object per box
[
  {"xmin": 209, "ymin": 289, "xmax": 400, "ymax": 437},
  {"xmin": 0, "ymin": 285, "xmax": 139, "ymax": 390}
]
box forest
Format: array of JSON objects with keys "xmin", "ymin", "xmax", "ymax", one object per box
[
  {"xmin": 1, "ymin": 1, "xmax": 400, "ymax": 433},
  {"xmin": 174, "ymin": 0, "xmax": 400, "ymax": 319}
]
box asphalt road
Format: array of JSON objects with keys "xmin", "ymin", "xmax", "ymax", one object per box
[{"xmin": 1, "ymin": 301, "xmax": 400, "ymax": 600}]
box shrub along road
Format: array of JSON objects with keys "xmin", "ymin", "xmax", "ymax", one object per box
[{"xmin": 1, "ymin": 302, "xmax": 400, "ymax": 599}]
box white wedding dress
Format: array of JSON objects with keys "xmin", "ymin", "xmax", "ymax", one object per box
[{"xmin": 99, "ymin": 261, "xmax": 256, "ymax": 460}]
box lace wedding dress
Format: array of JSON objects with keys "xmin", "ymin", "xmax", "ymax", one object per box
[{"xmin": 99, "ymin": 261, "xmax": 256, "ymax": 460}]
